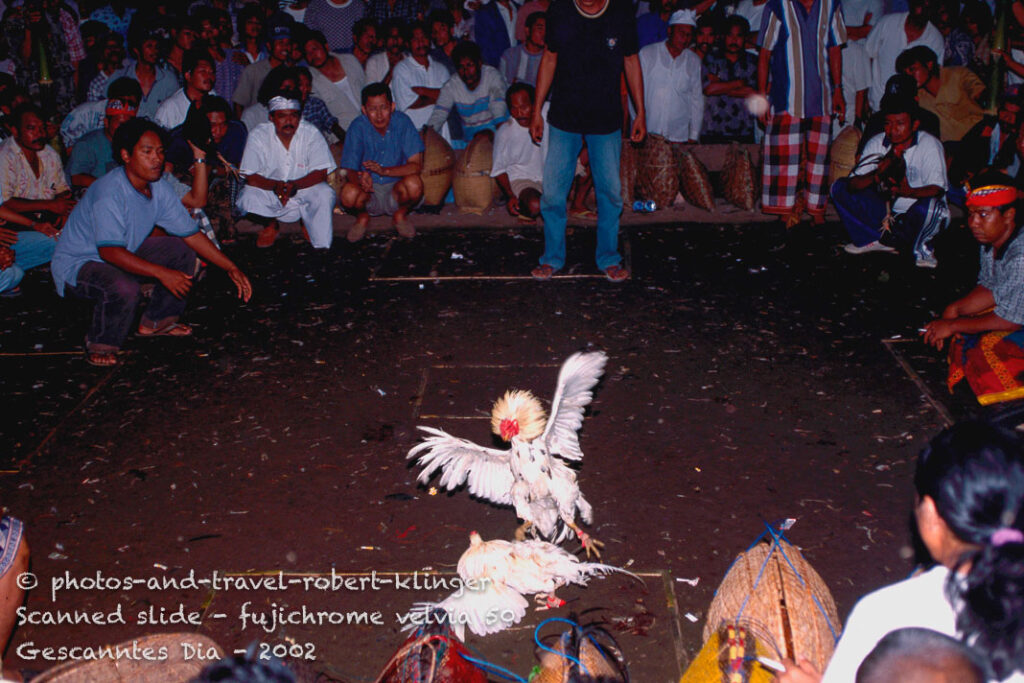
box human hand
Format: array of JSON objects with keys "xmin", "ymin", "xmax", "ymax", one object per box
[
  {"xmin": 158, "ymin": 268, "xmax": 193, "ymax": 299},
  {"xmin": 629, "ymin": 113, "xmax": 646, "ymax": 143},
  {"xmin": 227, "ymin": 266, "xmax": 252, "ymax": 302},
  {"xmin": 507, "ymin": 195, "xmax": 520, "ymax": 216},
  {"xmin": 187, "ymin": 141, "xmax": 207, "ymax": 162},
  {"xmin": 33, "ymin": 221, "xmax": 59, "ymax": 237},
  {"xmin": 530, "ymin": 113, "xmax": 544, "ymax": 144},
  {"xmin": 49, "ymin": 196, "xmax": 76, "ymax": 216},
  {"xmin": 832, "ymin": 88, "xmax": 846, "ymax": 121},
  {"xmin": 358, "ymin": 171, "xmax": 373, "ymax": 192},
  {"xmin": 774, "ymin": 657, "xmax": 822, "ymax": 683},
  {"xmin": 0, "ymin": 246, "xmax": 13, "ymax": 270},
  {"xmin": 362, "ymin": 160, "xmax": 385, "ymax": 176},
  {"xmin": 922, "ymin": 319, "xmax": 958, "ymax": 350},
  {"xmin": 0, "ymin": 227, "xmax": 18, "ymax": 246}
]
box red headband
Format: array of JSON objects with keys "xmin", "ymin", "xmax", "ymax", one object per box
[
  {"xmin": 105, "ymin": 100, "xmax": 137, "ymax": 117},
  {"xmin": 966, "ymin": 184, "xmax": 1018, "ymax": 208}
]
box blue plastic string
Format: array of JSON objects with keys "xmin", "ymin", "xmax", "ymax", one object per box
[
  {"xmin": 762, "ymin": 523, "xmax": 841, "ymax": 644},
  {"xmin": 533, "ymin": 617, "xmax": 590, "ymax": 675}
]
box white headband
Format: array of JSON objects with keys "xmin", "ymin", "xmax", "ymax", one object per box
[
  {"xmin": 268, "ymin": 96, "xmax": 302, "ymax": 112},
  {"xmin": 669, "ymin": 9, "xmax": 697, "ymax": 26}
]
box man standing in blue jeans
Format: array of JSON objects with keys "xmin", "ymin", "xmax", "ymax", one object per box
[{"xmin": 529, "ymin": 0, "xmax": 646, "ymax": 282}]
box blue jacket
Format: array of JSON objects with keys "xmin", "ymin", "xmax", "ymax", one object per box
[{"xmin": 475, "ymin": 1, "xmax": 514, "ymax": 67}]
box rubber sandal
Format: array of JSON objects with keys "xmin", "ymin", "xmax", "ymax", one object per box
[
  {"xmin": 531, "ymin": 264, "xmax": 557, "ymax": 281},
  {"xmin": 255, "ymin": 224, "xmax": 279, "ymax": 248},
  {"xmin": 85, "ymin": 350, "xmax": 119, "ymax": 367},
  {"xmin": 603, "ymin": 264, "xmax": 629, "ymax": 282},
  {"xmin": 569, "ymin": 209, "xmax": 598, "ymax": 219},
  {"xmin": 138, "ymin": 322, "xmax": 193, "ymax": 337}
]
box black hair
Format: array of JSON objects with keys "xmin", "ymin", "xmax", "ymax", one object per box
[
  {"xmin": 236, "ymin": 3, "xmax": 264, "ymax": 39},
  {"xmin": 380, "ymin": 18, "xmax": 407, "ymax": 41},
  {"xmin": 353, "ymin": 17, "xmax": 378, "ymax": 40},
  {"xmin": 80, "ymin": 20, "xmax": 110, "ymax": 43},
  {"xmin": 451, "ymin": 40, "xmax": 482, "ymax": 66},
  {"xmin": 294, "ymin": 65, "xmax": 313, "ymax": 84},
  {"xmin": 106, "ymin": 77, "xmax": 143, "ymax": 102},
  {"xmin": 361, "ymin": 81, "xmax": 393, "ymax": 105},
  {"xmin": 506, "ymin": 82, "xmax": 535, "ymax": 109},
  {"xmin": 961, "ymin": 0, "xmax": 993, "ymax": 35},
  {"xmin": 895, "ymin": 45, "xmax": 939, "ymax": 76},
  {"xmin": 408, "ymin": 20, "xmax": 430, "ymax": 37},
  {"xmin": 880, "ymin": 94, "xmax": 919, "ymax": 120},
  {"xmin": 856, "ymin": 628, "xmax": 986, "ymax": 683},
  {"xmin": 112, "ymin": 118, "xmax": 166, "ymax": 165},
  {"xmin": 9, "ymin": 102, "xmax": 42, "ymax": 131},
  {"xmin": 182, "ymin": 49, "xmax": 215, "ymax": 77},
  {"xmin": 723, "ymin": 14, "xmax": 750, "ymax": 35},
  {"xmin": 915, "ymin": 422, "xmax": 1024, "ymax": 681},
  {"xmin": 696, "ymin": 12, "xmax": 716, "ymax": 30},
  {"xmin": 304, "ymin": 29, "xmax": 329, "ymax": 47},
  {"xmin": 201, "ymin": 95, "xmax": 233, "ymax": 119},
  {"xmin": 427, "ymin": 9, "xmax": 455, "ymax": 29},
  {"xmin": 884, "ymin": 73, "xmax": 918, "ymax": 99},
  {"xmin": 257, "ymin": 66, "xmax": 299, "ymax": 106},
  {"xmin": 525, "ymin": 11, "xmax": 546, "ymax": 29}
]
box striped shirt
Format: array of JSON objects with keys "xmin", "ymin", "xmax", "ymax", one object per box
[
  {"xmin": 980, "ymin": 230, "xmax": 1024, "ymax": 326},
  {"xmin": 427, "ymin": 66, "xmax": 509, "ymax": 146},
  {"xmin": 758, "ymin": 0, "xmax": 845, "ymax": 119}
]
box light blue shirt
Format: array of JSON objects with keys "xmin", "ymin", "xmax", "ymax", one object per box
[
  {"xmin": 103, "ymin": 60, "xmax": 181, "ymax": 121},
  {"xmin": 51, "ymin": 167, "xmax": 198, "ymax": 296},
  {"xmin": 341, "ymin": 111, "xmax": 424, "ymax": 185}
]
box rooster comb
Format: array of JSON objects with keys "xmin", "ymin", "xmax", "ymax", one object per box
[{"xmin": 491, "ymin": 390, "xmax": 546, "ymax": 442}]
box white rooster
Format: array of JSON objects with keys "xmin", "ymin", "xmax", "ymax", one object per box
[
  {"xmin": 406, "ymin": 531, "xmax": 638, "ymax": 640},
  {"xmin": 408, "ymin": 351, "xmax": 608, "ymax": 556}
]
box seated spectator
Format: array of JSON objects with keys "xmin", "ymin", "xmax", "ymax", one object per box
[
  {"xmin": 474, "ymin": 0, "xmax": 518, "ymax": 67},
  {"xmin": 240, "ymin": 66, "xmax": 342, "ymax": 143},
  {"xmin": 637, "ymin": 10, "xmax": 702, "ymax": 144},
  {"xmin": 60, "ymin": 77, "xmax": 142, "ymax": 151},
  {"xmin": 733, "ymin": 0, "xmax": 767, "ymax": 48},
  {"xmin": 0, "ymin": 515, "xmax": 29, "ymax": 681},
  {"xmin": 155, "ymin": 50, "xmax": 218, "ymax": 131},
  {"xmin": 780, "ymin": 421, "xmax": 1024, "ymax": 682},
  {"xmin": 838, "ymin": 0, "xmax": 881, "ymax": 126},
  {"xmin": 295, "ymin": 66, "xmax": 347, "ymax": 143},
  {"xmin": 898, "ymin": 45, "xmax": 985, "ymax": 143},
  {"xmin": 857, "ymin": 74, "xmax": 941, "ymax": 156},
  {"xmin": 204, "ymin": 8, "xmax": 245, "ymax": 107},
  {"xmin": 237, "ymin": 91, "xmax": 338, "ymax": 249},
  {"xmin": 76, "ymin": 20, "xmax": 114, "ymax": 103},
  {"xmin": 692, "ymin": 13, "xmax": 715, "ymax": 61},
  {"xmin": 499, "ymin": 11, "xmax": 545, "ymax": 87},
  {"xmin": 636, "ymin": 0, "xmax": 674, "ymax": 49},
  {"xmin": 304, "ymin": 0, "xmax": 368, "ymax": 52},
  {"xmin": 831, "ymin": 95, "xmax": 948, "ymax": 268},
  {"xmin": 701, "ymin": 14, "xmax": 757, "ymax": 143},
  {"xmin": 0, "ymin": 86, "xmax": 30, "ymax": 143},
  {"xmin": 232, "ymin": 5, "xmax": 268, "ymax": 67},
  {"xmin": 491, "ymin": 83, "xmax": 546, "ymax": 220},
  {"xmin": 351, "ymin": 18, "xmax": 379, "ymax": 71},
  {"xmin": 166, "ymin": 15, "xmax": 199, "ymax": 82},
  {"xmin": 233, "ymin": 22, "xmax": 295, "ymax": 116},
  {"xmin": 949, "ymin": 94, "xmax": 1022, "ymax": 190},
  {"xmin": 427, "ymin": 41, "xmax": 509, "ymax": 148},
  {"xmin": 934, "ymin": 0, "xmax": 974, "ymax": 67},
  {"xmin": 515, "ymin": 0, "xmax": 549, "ymax": 43},
  {"xmin": 366, "ymin": 19, "xmax": 408, "ymax": 86},
  {"xmin": 0, "ymin": 199, "xmax": 61, "ymax": 297},
  {"xmin": 0, "ymin": 104, "xmax": 75, "ymax": 229},
  {"xmin": 855, "ymin": 628, "xmax": 985, "ymax": 683},
  {"xmin": 67, "ymin": 99, "xmax": 138, "ymax": 191},
  {"xmin": 429, "ymin": 10, "xmax": 459, "ymax": 72},
  {"xmin": 99, "ymin": 30, "xmax": 179, "ymax": 120},
  {"xmin": 922, "ymin": 171, "xmax": 1024, "ymax": 404},
  {"xmin": 865, "ymin": 0, "xmax": 945, "ymax": 111},
  {"xmin": 392, "ymin": 22, "xmax": 452, "ymax": 131},
  {"xmin": 302, "ymin": 29, "xmax": 366, "ymax": 132},
  {"xmin": 86, "ymin": 33, "xmax": 128, "ymax": 104},
  {"xmin": 241, "ymin": 66, "xmax": 301, "ymax": 132},
  {"xmin": 50, "ymin": 119, "xmax": 252, "ymax": 368},
  {"xmin": 339, "ymin": 82, "xmax": 424, "ymax": 241},
  {"xmin": 962, "ymin": 2, "xmax": 993, "ymax": 80}
]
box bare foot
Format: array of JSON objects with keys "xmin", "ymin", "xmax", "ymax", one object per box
[
  {"xmin": 393, "ymin": 212, "xmax": 415, "ymax": 238},
  {"xmin": 255, "ymin": 223, "xmax": 279, "ymax": 248},
  {"xmin": 347, "ymin": 214, "xmax": 369, "ymax": 242}
]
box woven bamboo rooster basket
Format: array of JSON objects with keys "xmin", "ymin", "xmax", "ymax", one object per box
[
  {"xmin": 453, "ymin": 134, "xmax": 497, "ymax": 214},
  {"xmin": 421, "ymin": 127, "xmax": 455, "ymax": 207}
]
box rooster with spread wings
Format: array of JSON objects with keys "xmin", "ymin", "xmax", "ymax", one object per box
[{"xmin": 407, "ymin": 351, "xmax": 608, "ymax": 556}]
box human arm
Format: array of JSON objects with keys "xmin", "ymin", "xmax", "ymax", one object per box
[
  {"xmin": 182, "ymin": 232, "xmax": 252, "ymax": 301},
  {"xmin": 922, "ymin": 286, "xmax": 1019, "ymax": 349},
  {"xmin": 427, "ymin": 82, "xmax": 455, "ymax": 132},
  {"xmin": 98, "ymin": 245, "xmax": 194, "ymax": 298},
  {"xmin": 828, "ymin": 44, "xmax": 844, "ymax": 119},
  {"xmin": 178, "ymin": 142, "xmax": 209, "ymax": 210},
  {"xmin": 0, "ymin": 246, "xmax": 13, "ymax": 270},
  {"xmin": 495, "ymin": 172, "xmax": 520, "ymax": 215},
  {"xmin": 363, "ymin": 152, "xmax": 423, "ymax": 178},
  {"xmin": 774, "ymin": 657, "xmax": 822, "ymax": 683},
  {"xmin": 757, "ymin": 47, "xmax": 771, "ymax": 124},
  {"xmin": 409, "ymin": 86, "xmax": 442, "ymax": 108},
  {"xmin": 3, "ymin": 195, "xmax": 76, "ymax": 219},
  {"xmin": 623, "ymin": 53, "xmax": 646, "ymax": 143},
  {"xmin": 531, "ymin": 49, "xmax": 557, "ymax": 142}
]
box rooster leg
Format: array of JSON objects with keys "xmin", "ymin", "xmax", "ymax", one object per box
[
  {"xmin": 533, "ymin": 592, "xmax": 566, "ymax": 611},
  {"xmin": 568, "ymin": 522, "xmax": 604, "ymax": 558},
  {"xmin": 514, "ymin": 520, "xmax": 533, "ymax": 542}
]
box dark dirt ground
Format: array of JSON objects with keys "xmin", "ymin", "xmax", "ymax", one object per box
[{"xmin": 0, "ymin": 211, "xmax": 1016, "ymax": 681}]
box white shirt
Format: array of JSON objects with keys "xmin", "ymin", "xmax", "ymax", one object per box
[
  {"xmin": 310, "ymin": 53, "xmax": 365, "ymax": 130},
  {"xmin": 391, "ymin": 55, "xmax": 452, "ymax": 130},
  {"xmin": 734, "ymin": 0, "xmax": 766, "ymax": 34},
  {"xmin": 496, "ymin": 0, "xmax": 517, "ymax": 47},
  {"xmin": 865, "ymin": 13, "xmax": 945, "ymax": 109},
  {"xmin": 366, "ymin": 51, "xmax": 404, "ymax": 86},
  {"xmin": 490, "ymin": 103, "xmax": 548, "ymax": 184},
  {"xmin": 822, "ymin": 566, "xmax": 1024, "ymax": 683},
  {"xmin": 854, "ymin": 130, "xmax": 948, "ymax": 214},
  {"xmin": 841, "ymin": 0, "xmax": 883, "ymax": 44},
  {"xmin": 239, "ymin": 119, "xmax": 336, "ymax": 183},
  {"xmin": 637, "ymin": 42, "xmax": 704, "ymax": 143},
  {"xmin": 153, "ymin": 88, "xmax": 194, "ymax": 130}
]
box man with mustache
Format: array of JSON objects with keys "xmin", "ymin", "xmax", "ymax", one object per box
[
  {"xmin": 50, "ymin": 118, "xmax": 252, "ymax": 368},
  {"xmin": 0, "ymin": 104, "xmax": 75, "ymax": 229},
  {"xmin": 236, "ymin": 91, "xmax": 337, "ymax": 249},
  {"xmin": 155, "ymin": 51, "xmax": 218, "ymax": 131}
]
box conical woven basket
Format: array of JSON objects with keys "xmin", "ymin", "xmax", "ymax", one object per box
[
  {"xmin": 829, "ymin": 125, "xmax": 861, "ymax": 185},
  {"xmin": 422, "ymin": 127, "xmax": 455, "ymax": 206},
  {"xmin": 621, "ymin": 139, "xmax": 639, "ymax": 206},
  {"xmin": 677, "ymin": 148, "xmax": 715, "ymax": 211},
  {"xmin": 703, "ymin": 538, "xmax": 841, "ymax": 673},
  {"xmin": 453, "ymin": 134, "xmax": 496, "ymax": 214},
  {"xmin": 32, "ymin": 633, "xmax": 223, "ymax": 682},
  {"xmin": 721, "ymin": 143, "xmax": 758, "ymax": 211},
  {"xmin": 638, "ymin": 134, "xmax": 678, "ymax": 208}
]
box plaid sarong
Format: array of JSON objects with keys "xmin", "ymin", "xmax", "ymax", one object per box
[{"xmin": 762, "ymin": 114, "xmax": 831, "ymax": 215}]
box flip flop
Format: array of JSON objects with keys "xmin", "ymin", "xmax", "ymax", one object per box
[
  {"xmin": 531, "ymin": 264, "xmax": 557, "ymax": 281},
  {"xmin": 138, "ymin": 322, "xmax": 193, "ymax": 338},
  {"xmin": 85, "ymin": 350, "xmax": 119, "ymax": 367},
  {"xmin": 569, "ymin": 209, "xmax": 598, "ymax": 219}
]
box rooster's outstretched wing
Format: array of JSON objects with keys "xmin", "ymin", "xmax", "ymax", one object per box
[
  {"xmin": 408, "ymin": 426, "xmax": 515, "ymax": 505},
  {"xmin": 541, "ymin": 351, "xmax": 608, "ymax": 460}
]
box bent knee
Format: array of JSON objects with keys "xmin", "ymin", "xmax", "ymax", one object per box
[
  {"xmin": 400, "ymin": 175, "xmax": 424, "ymax": 198},
  {"xmin": 339, "ymin": 183, "xmax": 366, "ymax": 208}
]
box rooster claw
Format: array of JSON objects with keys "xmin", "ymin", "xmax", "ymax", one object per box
[{"xmin": 579, "ymin": 533, "xmax": 605, "ymax": 559}]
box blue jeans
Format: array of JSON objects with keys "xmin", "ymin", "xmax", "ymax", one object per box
[
  {"xmin": 67, "ymin": 236, "xmax": 197, "ymax": 351},
  {"xmin": 0, "ymin": 231, "xmax": 56, "ymax": 293},
  {"xmin": 539, "ymin": 125, "xmax": 623, "ymax": 271},
  {"xmin": 831, "ymin": 178, "xmax": 949, "ymax": 260}
]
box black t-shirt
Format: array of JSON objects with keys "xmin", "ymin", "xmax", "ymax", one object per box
[{"xmin": 546, "ymin": 0, "xmax": 638, "ymax": 135}]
